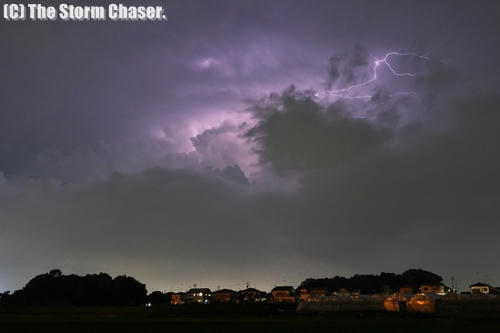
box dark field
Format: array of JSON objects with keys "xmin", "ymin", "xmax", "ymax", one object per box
[{"xmin": 1, "ymin": 305, "xmax": 499, "ymax": 332}]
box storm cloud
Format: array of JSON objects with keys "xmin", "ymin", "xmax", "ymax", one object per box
[{"xmin": 1, "ymin": 0, "xmax": 500, "ymax": 293}]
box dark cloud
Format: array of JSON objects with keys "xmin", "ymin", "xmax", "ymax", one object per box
[
  {"xmin": 327, "ymin": 45, "xmax": 370, "ymax": 87},
  {"xmin": 218, "ymin": 165, "xmax": 250, "ymax": 185},
  {"xmin": 245, "ymin": 86, "xmax": 393, "ymax": 174},
  {"xmin": 2, "ymin": 80, "xmax": 500, "ymax": 293},
  {"xmin": 242, "ymin": 82, "xmax": 500, "ymax": 288},
  {"xmin": 1, "ymin": 0, "xmax": 500, "ymax": 293}
]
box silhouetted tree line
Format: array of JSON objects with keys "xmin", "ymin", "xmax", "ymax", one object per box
[
  {"xmin": 298, "ymin": 269, "xmax": 442, "ymax": 294},
  {"xmin": 0, "ymin": 268, "xmax": 443, "ymax": 307},
  {"xmin": 0, "ymin": 269, "xmax": 146, "ymax": 306},
  {"xmin": 148, "ymin": 290, "xmax": 169, "ymax": 305}
]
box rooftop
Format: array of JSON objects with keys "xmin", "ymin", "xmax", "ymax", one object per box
[
  {"xmin": 272, "ymin": 286, "xmax": 295, "ymax": 292},
  {"xmin": 187, "ymin": 288, "xmax": 211, "ymax": 294}
]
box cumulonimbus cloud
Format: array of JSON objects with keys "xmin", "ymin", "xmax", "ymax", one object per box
[{"xmin": 1, "ymin": 44, "xmax": 499, "ymax": 293}]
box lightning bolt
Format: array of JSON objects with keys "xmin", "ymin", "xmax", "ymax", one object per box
[{"xmin": 316, "ymin": 51, "xmax": 429, "ymax": 100}]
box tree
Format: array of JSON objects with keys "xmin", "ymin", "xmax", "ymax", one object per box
[
  {"xmin": 148, "ymin": 291, "xmax": 166, "ymax": 304},
  {"xmin": 401, "ymin": 269, "xmax": 442, "ymax": 289},
  {"xmin": 1, "ymin": 270, "xmax": 147, "ymax": 306},
  {"xmin": 298, "ymin": 268, "xmax": 443, "ymax": 294},
  {"xmin": 49, "ymin": 269, "xmax": 62, "ymax": 278}
]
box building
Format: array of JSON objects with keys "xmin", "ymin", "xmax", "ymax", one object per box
[
  {"xmin": 170, "ymin": 292, "xmax": 184, "ymax": 305},
  {"xmin": 212, "ymin": 289, "xmax": 238, "ymax": 303},
  {"xmin": 296, "ymin": 288, "xmax": 310, "ymax": 301},
  {"xmin": 271, "ymin": 286, "xmax": 296, "ymax": 303},
  {"xmin": 470, "ymin": 282, "xmax": 500, "ymax": 295},
  {"xmin": 184, "ymin": 288, "xmax": 212, "ymax": 304},
  {"xmin": 335, "ymin": 288, "xmax": 360, "ymax": 297},
  {"xmin": 419, "ymin": 283, "xmax": 450, "ymax": 295},
  {"xmin": 297, "ymin": 288, "xmax": 328, "ymax": 302},
  {"xmin": 309, "ymin": 288, "xmax": 328, "ymax": 297},
  {"xmin": 239, "ymin": 288, "xmax": 267, "ymax": 303}
]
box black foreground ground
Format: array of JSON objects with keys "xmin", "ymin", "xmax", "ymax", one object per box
[{"xmin": 1, "ymin": 304, "xmax": 499, "ymax": 332}]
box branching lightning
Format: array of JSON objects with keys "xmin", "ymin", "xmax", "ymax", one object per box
[{"xmin": 316, "ymin": 51, "xmax": 429, "ymax": 100}]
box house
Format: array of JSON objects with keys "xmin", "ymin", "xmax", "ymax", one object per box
[
  {"xmin": 419, "ymin": 283, "xmax": 450, "ymax": 295},
  {"xmin": 470, "ymin": 282, "xmax": 500, "ymax": 295},
  {"xmin": 309, "ymin": 288, "xmax": 328, "ymax": 297},
  {"xmin": 335, "ymin": 288, "xmax": 360, "ymax": 297},
  {"xmin": 170, "ymin": 292, "xmax": 184, "ymax": 305},
  {"xmin": 239, "ymin": 288, "xmax": 267, "ymax": 303},
  {"xmin": 297, "ymin": 288, "xmax": 328, "ymax": 302},
  {"xmin": 296, "ymin": 288, "xmax": 310, "ymax": 301},
  {"xmin": 184, "ymin": 288, "xmax": 212, "ymax": 304},
  {"xmin": 271, "ymin": 286, "xmax": 295, "ymax": 303},
  {"xmin": 212, "ymin": 289, "xmax": 238, "ymax": 303}
]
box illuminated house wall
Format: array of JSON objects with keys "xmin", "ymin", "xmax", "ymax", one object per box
[
  {"xmin": 271, "ymin": 286, "xmax": 296, "ymax": 303},
  {"xmin": 212, "ymin": 289, "xmax": 237, "ymax": 303},
  {"xmin": 184, "ymin": 288, "xmax": 212, "ymax": 304}
]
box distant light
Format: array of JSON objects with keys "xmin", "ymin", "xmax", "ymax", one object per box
[{"xmin": 146, "ymin": 303, "xmax": 152, "ymax": 307}]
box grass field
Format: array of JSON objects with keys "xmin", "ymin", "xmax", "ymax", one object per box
[{"xmin": 1, "ymin": 305, "xmax": 499, "ymax": 332}]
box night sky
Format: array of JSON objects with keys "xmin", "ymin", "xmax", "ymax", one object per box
[{"xmin": 1, "ymin": 0, "xmax": 500, "ymax": 293}]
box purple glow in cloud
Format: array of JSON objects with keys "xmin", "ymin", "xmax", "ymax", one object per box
[{"xmin": 316, "ymin": 51, "xmax": 431, "ymax": 100}]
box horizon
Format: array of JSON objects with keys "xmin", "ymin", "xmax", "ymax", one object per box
[{"xmin": 1, "ymin": 267, "xmax": 487, "ymax": 294}]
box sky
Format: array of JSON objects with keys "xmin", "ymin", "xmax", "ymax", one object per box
[{"xmin": 1, "ymin": 0, "xmax": 500, "ymax": 293}]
